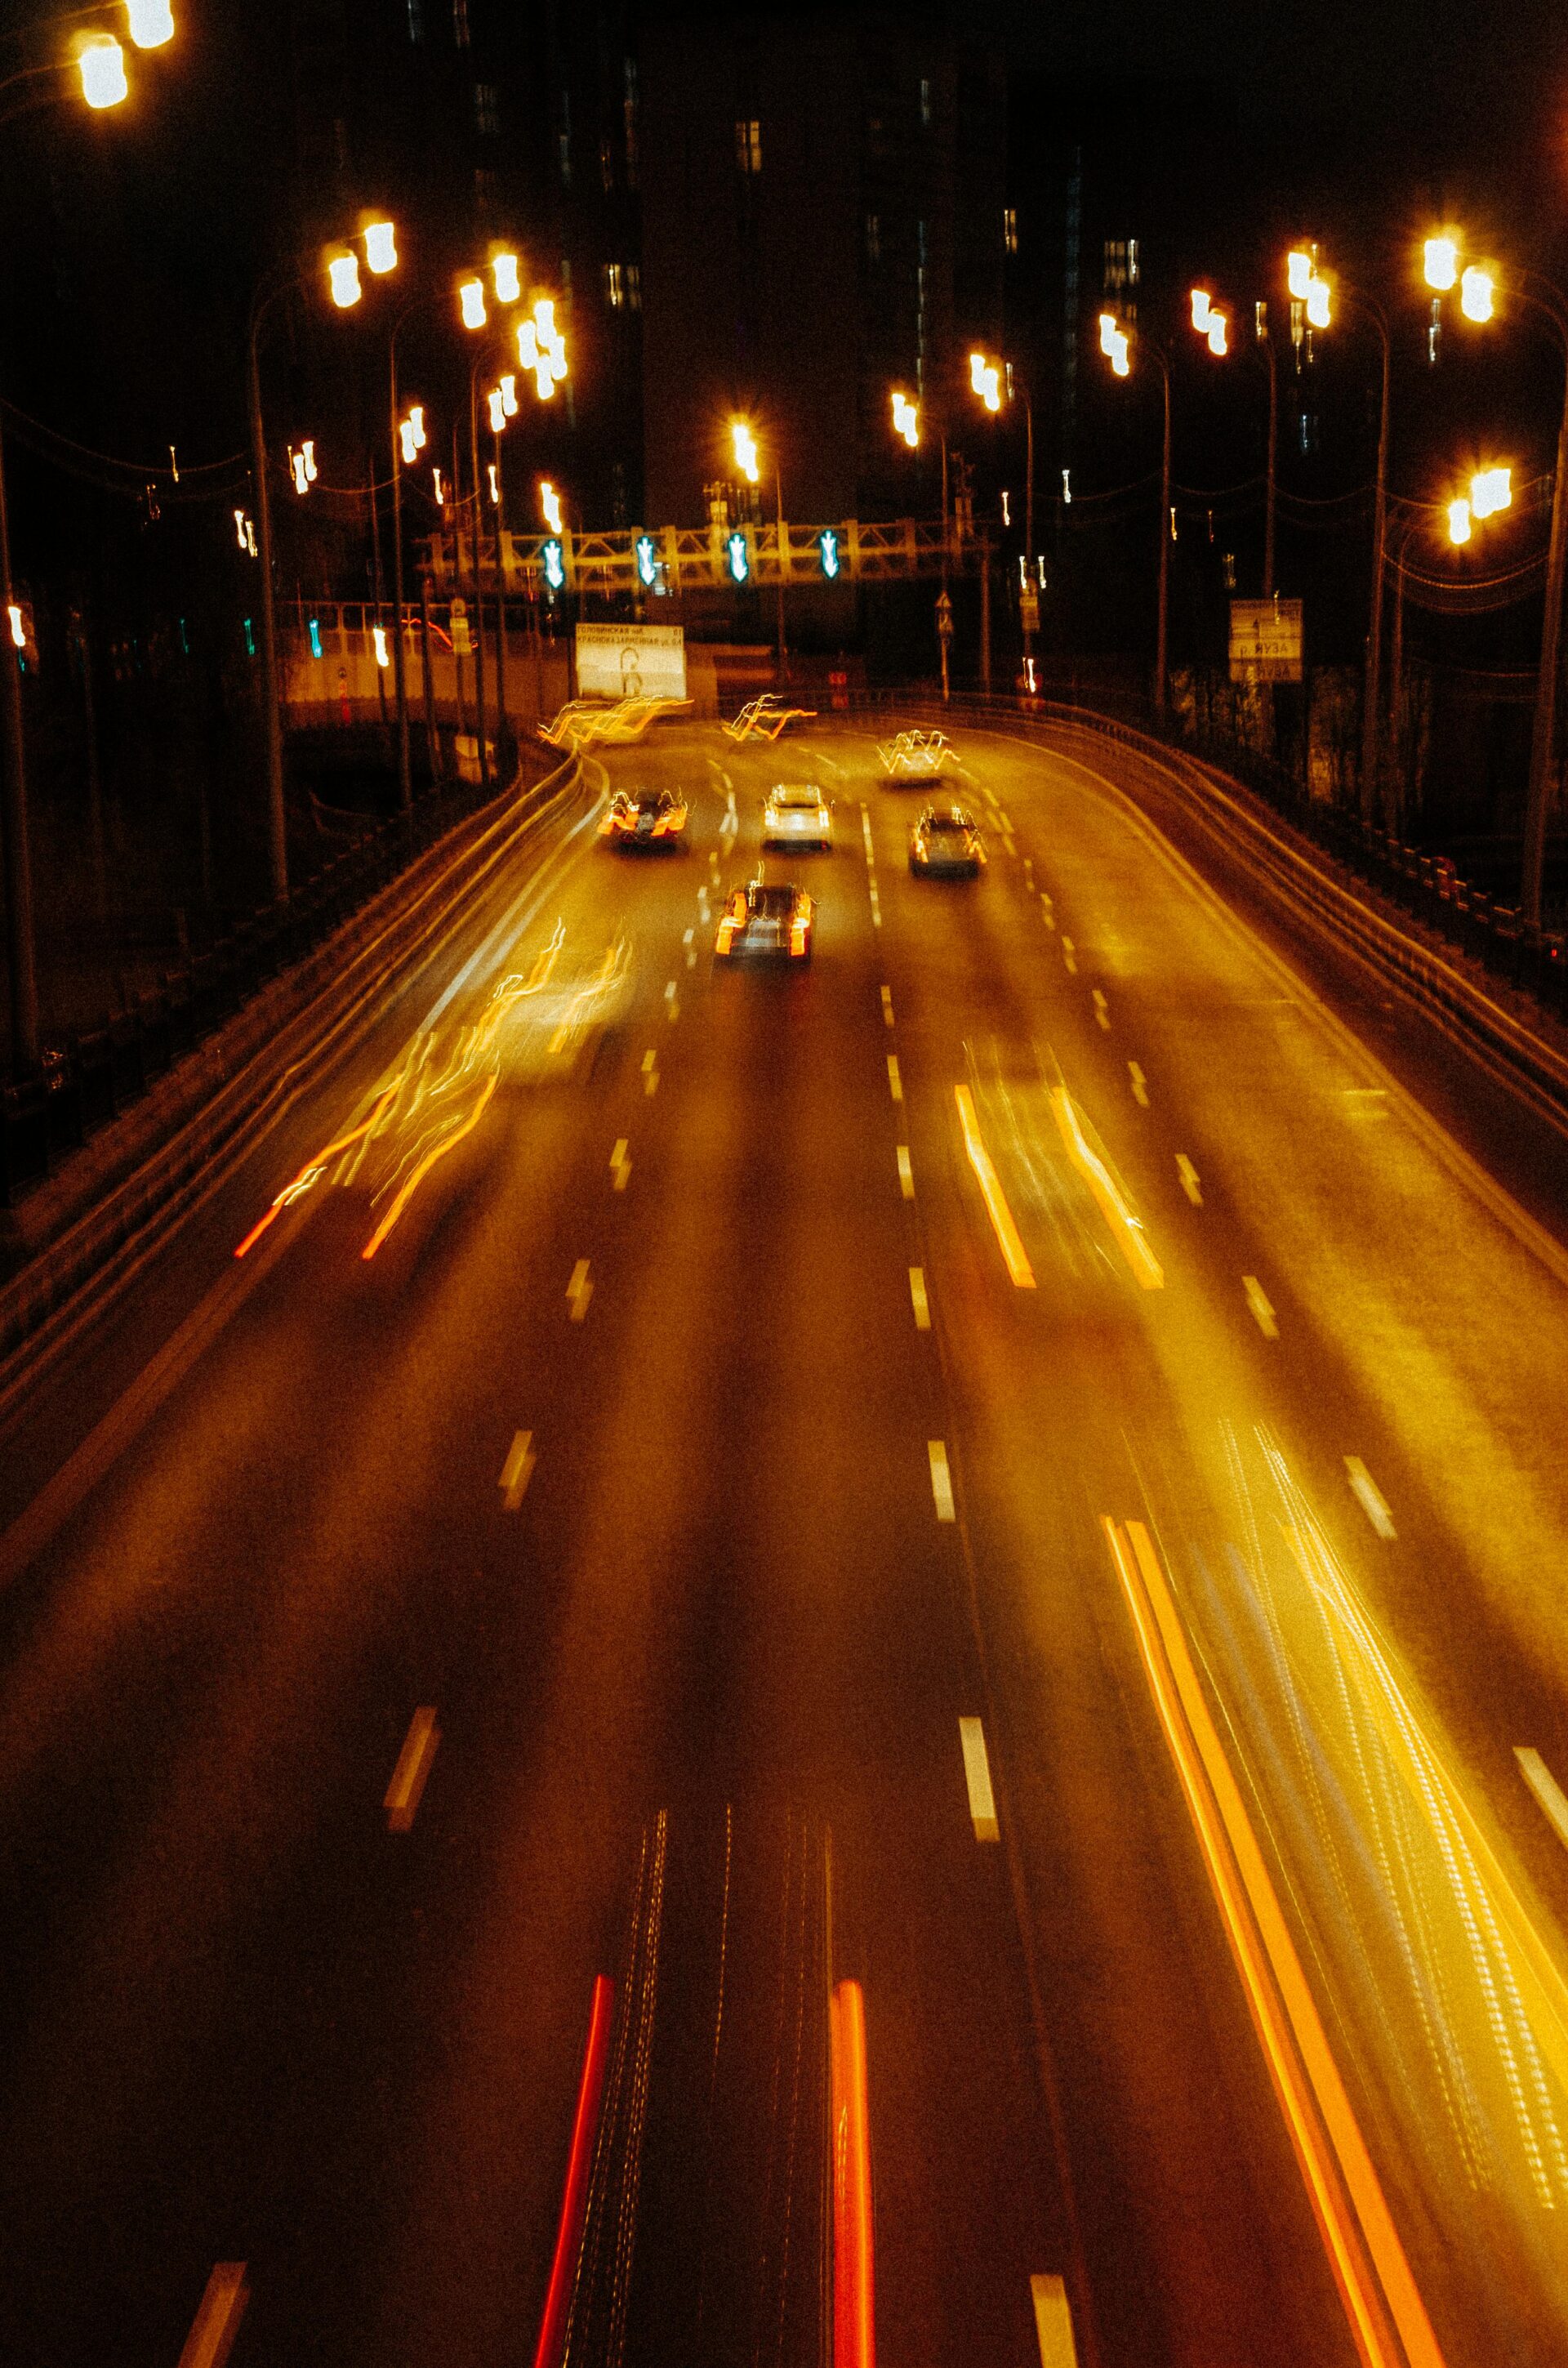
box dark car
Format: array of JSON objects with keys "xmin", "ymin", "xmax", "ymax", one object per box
[
  {"xmin": 715, "ymin": 880, "xmax": 814, "ymax": 961},
  {"xmin": 910, "ymin": 805, "xmax": 986, "ymax": 877},
  {"xmin": 599, "ymin": 786, "xmax": 688, "ymax": 847}
]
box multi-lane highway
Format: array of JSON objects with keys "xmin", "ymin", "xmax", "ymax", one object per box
[{"xmin": 2, "ymin": 712, "xmax": 1568, "ymax": 2368}]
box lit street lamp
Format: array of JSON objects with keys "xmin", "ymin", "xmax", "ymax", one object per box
[
  {"xmin": 969, "ymin": 350, "xmax": 1036, "ymax": 671},
  {"xmin": 1425, "ymin": 230, "xmax": 1563, "ymax": 926},
  {"xmin": 1099, "ymin": 314, "xmax": 1172, "ymax": 716},
  {"xmin": 0, "ymin": 4, "xmax": 181, "ymax": 1067},
  {"xmin": 1290, "ymin": 246, "xmax": 1391, "ymax": 821},
  {"xmin": 730, "ymin": 417, "xmax": 788, "ymax": 680},
  {"xmin": 248, "ymin": 218, "xmax": 399, "ymax": 903}
]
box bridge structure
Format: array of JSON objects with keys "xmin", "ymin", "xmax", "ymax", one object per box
[{"xmin": 416, "ymin": 516, "xmax": 959, "ymax": 598}]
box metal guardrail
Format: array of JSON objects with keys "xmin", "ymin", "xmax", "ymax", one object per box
[
  {"xmin": 0, "ymin": 751, "xmax": 550, "ymax": 1210},
  {"xmin": 853, "ymin": 684, "xmax": 1568, "ymax": 1023}
]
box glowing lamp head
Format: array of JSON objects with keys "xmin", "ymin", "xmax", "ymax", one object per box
[
  {"xmin": 1207, "ymin": 310, "xmax": 1228, "ymax": 357},
  {"xmin": 1448, "ymin": 496, "xmax": 1472, "ymax": 545},
  {"xmin": 78, "ymin": 34, "xmax": 128, "ymax": 108},
  {"xmin": 363, "ymin": 220, "xmax": 397, "ymax": 276},
  {"xmin": 1305, "ymin": 275, "xmax": 1332, "ymax": 330},
  {"xmin": 125, "ymin": 0, "xmax": 175, "ymax": 51},
  {"xmin": 372, "ymin": 624, "xmax": 390, "ymax": 670},
  {"xmin": 499, "ymin": 372, "xmax": 518, "ymax": 417},
  {"xmin": 891, "ymin": 390, "xmax": 920, "ymax": 448},
  {"xmin": 1424, "ymin": 234, "xmax": 1459, "ymax": 292},
  {"xmin": 731, "ymin": 421, "xmax": 760, "ymax": 484},
  {"xmin": 1110, "ymin": 335, "xmax": 1130, "ymax": 378},
  {"xmin": 492, "ymin": 251, "xmax": 521, "ymax": 304},
  {"xmin": 399, "ymin": 419, "xmax": 418, "ymax": 465},
  {"xmin": 291, "ymin": 449, "xmax": 310, "ymax": 494},
  {"xmin": 408, "ymin": 406, "xmax": 425, "ymax": 452},
  {"xmin": 433, "ymin": 467, "xmax": 445, "ymax": 506},
  {"xmin": 487, "ymin": 463, "xmax": 500, "ymax": 506},
  {"xmin": 969, "ymin": 352, "xmax": 1001, "ymax": 412},
  {"xmin": 301, "ymin": 438, "xmax": 317, "ymax": 481},
  {"xmin": 518, "ymin": 320, "xmax": 538, "ymax": 370},
  {"xmin": 541, "ymin": 481, "xmax": 563, "ymax": 535},
  {"xmin": 459, "ymin": 277, "xmax": 487, "ymax": 330},
  {"xmin": 327, "ymin": 251, "xmax": 361, "ymax": 309},
  {"xmin": 1098, "ymin": 312, "xmax": 1120, "ymax": 357},
  {"xmin": 488, "ymin": 386, "xmax": 506, "ymax": 435},
  {"xmin": 1460, "ymin": 265, "xmax": 1494, "ymax": 323},
  {"xmin": 1190, "ymin": 288, "xmax": 1212, "ymax": 332},
  {"xmin": 7, "ymin": 604, "xmax": 24, "ymax": 649},
  {"xmin": 125, "ymin": 0, "xmax": 174, "ymax": 47},
  {"xmin": 1470, "ymin": 465, "xmax": 1512, "ymax": 519},
  {"xmin": 1287, "ymin": 249, "xmax": 1314, "ymax": 301}
]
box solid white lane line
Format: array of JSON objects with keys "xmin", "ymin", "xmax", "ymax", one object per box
[
  {"xmin": 898, "ymin": 1144, "xmax": 915, "ymax": 1199},
  {"xmin": 1344, "ymin": 1456, "xmax": 1396, "ymax": 1539},
  {"xmin": 1175, "ymin": 1153, "xmax": 1202, "ymax": 1203},
  {"xmin": 959, "ymin": 1715, "xmax": 1000, "ymax": 1840},
  {"xmin": 1517, "ymin": 1749, "xmax": 1568, "ymax": 1853},
  {"xmin": 1030, "ymin": 2273, "xmax": 1080, "ymax": 2367},
  {"xmin": 880, "ymin": 983, "xmax": 894, "ymax": 1027},
  {"xmin": 1092, "ymin": 990, "xmax": 1110, "ymax": 1031},
  {"xmin": 887, "ymin": 1054, "xmax": 903, "ymax": 1103},
  {"xmin": 499, "ymin": 1429, "xmax": 536, "ymax": 1510},
  {"xmin": 1062, "ymin": 935, "xmax": 1077, "ymax": 974},
  {"xmin": 567, "ymin": 1259, "xmax": 593, "ymax": 1321},
  {"xmin": 1129, "ymin": 1062, "xmax": 1149, "ymax": 1107},
  {"xmin": 384, "ymin": 1707, "xmax": 440, "ymax": 1831},
  {"xmin": 1243, "ymin": 1275, "xmax": 1279, "ymax": 1338},
  {"xmin": 909, "ymin": 1266, "xmax": 931, "ymax": 1329},
  {"xmin": 176, "ymin": 2263, "xmax": 249, "ymax": 2368},
  {"xmin": 611, "ymin": 1138, "xmax": 631, "ymax": 1191},
  {"xmin": 928, "ymin": 1439, "xmax": 956, "ymax": 1523}
]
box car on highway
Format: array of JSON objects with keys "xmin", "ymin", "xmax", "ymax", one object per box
[
  {"xmin": 715, "ymin": 879, "xmax": 814, "ymax": 962},
  {"xmin": 599, "ymin": 786, "xmax": 688, "ymax": 848},
  {"xmin": 761, "ymin": 783, "xmax": 833, "ymax": 850},
  {"xmin": 909, "ymin": 803, "xmax": 987, "ymax": 877},
  {"xmin": 879, "ymin": 728, "xmax": 956, "ymax": 784}
]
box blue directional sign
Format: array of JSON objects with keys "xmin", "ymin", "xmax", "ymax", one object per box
[
  {"xmin": 726, "ymin": 530, "xmax": 750, "ymax": 585},
  {"xmin": 308, "ymin": 616, "xmax": 323, "ymax": 658},
  {"xmin": 818, "ymin": 528, "xmax": 841, "ymax": 581},
  {"xmin": 541, "ymin": 537, "xmax": 565, "ymax": 592},
  {"xmin": 635, "ymin": 533, "xmax": 658, "ymax": 588}
]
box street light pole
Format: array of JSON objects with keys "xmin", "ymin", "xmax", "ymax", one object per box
[
  {"xmin": 247, "ymin": 276, "xmax": 291, "ymax": 905},
  {"xmin": 466, "ymin": 361, "xmax": 489, "ymax": 788},
  {"xmin": 1516, "ymin": 276, "xmax": 1568, "ymax": 929},
  {"xmin": 1353, "ymin": 294, "xmax": 1392, "ymax": 823},
  {"xmin": 0, "ymin": 410, "xmax": 38, "ymax": 1068},
  {"xmin": 388, "ymin": 329, "xmax": 412, "ymax": 820},
  {"xmin": 1259, "ymin": 324, "xmax": 1278, "ymax": 598},
  {"xmin": 774, "ymin": 463, "xmax": 787, "ymax": 684},
  {"xmin": 1156, "ymin": 346, "xmax": 1171, "ymax": 718}
]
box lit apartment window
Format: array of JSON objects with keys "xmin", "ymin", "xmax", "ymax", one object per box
[
  {"xmin": 452, "ymin": 0, "xmax": 469, "ymax": 47},
  {"xmin": 605, "ymin": 262, "xmax": 625, "ymax": 309},
  {"xmin": 920, "ymin": 75, "xmax": 932, "ymax": 126},
  {"xmin": 474, "ymin": 166, "xmax": 498, "ymax": 212},
  {"xmin": 474, "ymin": 83, "xmax": 500, "ymax": 136},
  {"xmin": 624, "ymin": 56, "xmax": 639, "ymax": 185},
  {"xmin": 407, "ymin": 0, "xmax": 424, "ymax": 41},
  {"xmin": 626, "ymin": 262, "xmax": 641, "ymax": 310},
  {"xmin": 1004, "ymin": 206, "xmax": 1018, "ymax": 254},
  {"xmin": 600, "ymin": 136, "xmax": 615, "ymax": 193},
  {"xmin": 1103, "ymin": 236, "xmax": 1139, "ymax": 297},
  {"xmin": 558, "ymin": 90, "xmax": 572, "ymax": 185},
  {"xmin": 865, "ymin": 212, "xmax": 880, "ymax": 263},
  {"xmin": 735, "ymin": 117, "xmax": 761, "ymax": 176}
]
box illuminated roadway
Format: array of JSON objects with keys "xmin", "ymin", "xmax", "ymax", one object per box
[{"xmin": 2, "ymin": 712, "xmax": 1567, "ymax": 2366}]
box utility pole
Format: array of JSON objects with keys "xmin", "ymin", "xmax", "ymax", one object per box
[
  {"xmin": 246, "ymin": 290, "xmax": 289, "ymax": 905},
  {"xmin": 0, "ymin": 413, "xmax": 38, "ymax": 1068}
]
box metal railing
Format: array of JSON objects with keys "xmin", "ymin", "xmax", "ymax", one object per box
[
  {"xmin": 856, "ymin": 680, "xmax": 1568, "ymax": 1021},
  {"xmin": 0, "ymin": 747, "xmax": 554, "ymax": 1209}
]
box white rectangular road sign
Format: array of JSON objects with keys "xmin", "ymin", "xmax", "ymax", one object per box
[
  {"xmin": 1229, "ymin": 597, "xmax": 1303, "ymax": 683},
  {"xmin": 575, "ymin": 622, "xmax": 687, "ymax": 701}
]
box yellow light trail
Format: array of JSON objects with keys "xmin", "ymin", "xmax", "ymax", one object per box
[
  {"xmin": 954, "ymin": 1084, "xmax": 1036, "ymax": 1288},
  {"xmin": 233, "ymin": 1079, "xmax": 405, "ymax": 1258},
  {"xmin": 1049, "ymin": 1086, "xmax": 1163, "ymax": 1289},
  {"xmin": 361, "ymin": 1071, "xmax": 498, "ymax": 1260},
  {"xmin": 1105, "ymin": 1517, "xmax": 1446, "ymax": 2368}
]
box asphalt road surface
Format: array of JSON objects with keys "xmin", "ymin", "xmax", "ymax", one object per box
[{"xmin": 2, "ymin": 712, "xmax": 1568, "ymax": 2368}]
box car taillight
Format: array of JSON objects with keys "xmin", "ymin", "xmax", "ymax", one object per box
[
  {"xmin": 716, "ymin": 921, "xmax": 737, "ymax": 952},
  {"xmin": 791, "ymin": 921, "xmax": 809, "ymax": 955}
]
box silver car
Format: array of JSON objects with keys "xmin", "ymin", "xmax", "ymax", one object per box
[{"xmin": 761, "ymin": 783, "xmax": 833, "ymax": 849}]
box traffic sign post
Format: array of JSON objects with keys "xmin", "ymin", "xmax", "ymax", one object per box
[
  {"xmin": 1229, "ymin": 596, "xmax": 1303, "ymax": 683},
  {"xmin": 935, "ymin": 588, "xmax": 954, "ymax": 703}
]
